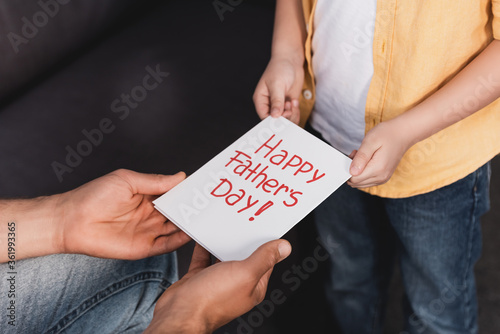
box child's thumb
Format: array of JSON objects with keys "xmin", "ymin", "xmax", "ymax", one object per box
[
  {"xmin": 268, "ymin": 83, "xmax": 286, "ymax": 117},
  {"xmin": 349, "ymin": 147, "xmax": 372, "ymax": 176}
]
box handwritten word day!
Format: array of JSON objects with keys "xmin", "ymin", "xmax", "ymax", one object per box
[{"xmin": 210, "ymin": 134, "xmax": 326, "ymax": 221}]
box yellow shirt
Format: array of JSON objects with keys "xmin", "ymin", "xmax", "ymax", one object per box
[{"xmin": 300, "ymin": 0, "xmax": 500, "ymax": 198}]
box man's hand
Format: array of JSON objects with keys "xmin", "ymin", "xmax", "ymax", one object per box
[
  {"xmin": 348, "ymin": 119, "xmax": 414, "ymax": 188},
  {"xmin": 55, "ymin": 169, "xmax": 191, "ymax": 260},
  {"xmin": 253, "ymin": 57, "xmax": 303, "ymax": 125},
  {"xmin": 145, "ymin": 239, "xmax": 292, "ymax": 334}
]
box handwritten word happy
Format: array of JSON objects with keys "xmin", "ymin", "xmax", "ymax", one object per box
[{"xmin": 229, "ymin": 134, "xmax": 325, "ymax": 184}]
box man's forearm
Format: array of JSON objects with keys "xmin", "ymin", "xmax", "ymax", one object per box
[
  {"xmin": 0, "ymin": 196, "xmax": 63, "ymax": 262},
  {"xmin": 394, "ymin": 39, "xmax": 500, "ymax": 146},
  {"xmin": 271, "ymin": 0, "xmax": 306, "ymax": 66}
]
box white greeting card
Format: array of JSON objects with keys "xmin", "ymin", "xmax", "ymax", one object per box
[{"xmin": 154, "ymin": 117, "xmax": 352, "ymax": 261}]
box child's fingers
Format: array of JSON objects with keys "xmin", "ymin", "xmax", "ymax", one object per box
[
  {"xmin": 348, "ymin": 166, "xmax": 390, "ymax": 187},
  {"xmin": 282, "ymin": 110, "xmax": 293, "ymax": 119},
  {"xmin": 253, "ymin": 81, "xmax": 272, "ymax": 119},
  {"xmin": 348, "ymin": 148, "xmax": 395, "ymax": 187},
  {"xmin": 282, "ymin": 99, "xmax": 301, "ymax": 124},
  {"xmin": 349, "ymin": 143, "xmax": 378, "ymax": 176},
  {"xmin": 348, "ymin": 165, "xmax": 376, "ymax": 185},
  {"xmin": 288, "ymin": 99, "xmax": 301, "ymax": 125},
  {"xmin": 348, "ymin": 144, "xmax": 379, "ymax": 186},
  {"xmin": 268, "ymin": 82, "xmax": 286, "ymax": 117},
  {"xmin": 347, "ymin": 179, "xmax": 379, "ymax": 188}
]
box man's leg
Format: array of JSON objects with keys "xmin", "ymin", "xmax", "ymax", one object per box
[
  {"xmin": 385, "ymin": 163, "xmax": 490, "ymax": 334},
  {"xmin": 0, "ymin": 252, "xmax": 177, "ymax": 334},
  {"xmin": 314, "ymin": 183, "xmax": 397, "ymax": 334}
]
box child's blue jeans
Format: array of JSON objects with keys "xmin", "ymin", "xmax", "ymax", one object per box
[
  {"xmin": 315, "ymin": 162, "xmax": 490, "ymax": 334},
  {"xmin": 0, "ymin": 252, "xmax": 177, "ymax": 333}
]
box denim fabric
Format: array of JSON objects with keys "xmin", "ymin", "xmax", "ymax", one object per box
[
  {"xmin": 0, "ymin": 252, "xmax": 177, "ymax": 334},
  {"xmin": 315, "ymin": 163, "xmax": 490, "ymax": 334}
]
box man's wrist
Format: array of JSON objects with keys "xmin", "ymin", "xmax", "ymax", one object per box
[
  {"xmin": 145, "ymin": 302, "xmax": 212, "ymax": 334},
  {"xmin": 49, "ymin": 193, "xmax": 66, "ymax": 255},
  {"xmin": 0, "ymin": 194, "xmax": 65, "ymax": 262},
  {"xmin": 25, "ymin": 194, "xmax": 66, "ymax": 258},
  {"xmin": 155, "ymin": 317, "xmax": 210, "ymax": 334}
]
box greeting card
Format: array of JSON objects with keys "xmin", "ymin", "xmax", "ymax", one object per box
[{"xmin": 154, "ymin": 117, "xmax": 352, "ymax": 261}]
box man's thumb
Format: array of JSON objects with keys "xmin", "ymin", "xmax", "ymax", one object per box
[
  {"xmin": 113, "ymin": 169, "xmax": 186, "ymax": 195},
  {"xmin": 244, "ymin": 240, "xmax": 291, "ymax": 277}
]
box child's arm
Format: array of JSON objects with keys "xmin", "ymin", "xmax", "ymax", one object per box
[
  {"xmin": 349, "ymin": 40, "xmax": 500, "ymax": 188},
  {"xmin": 253, "ymin": 0, "xmax": 306, "ymax": 124}
]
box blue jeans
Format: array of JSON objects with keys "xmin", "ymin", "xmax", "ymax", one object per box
[
  {"xmin": 0, "ymin": 252, "xmax": 177, "ymax": 334},
  {"xmin": 315, "ymin": 163, "xmax": 490, "ymax": 334}
]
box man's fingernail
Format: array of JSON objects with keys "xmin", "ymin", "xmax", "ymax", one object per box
[
  {"xmin": 271, "ymin": 108, "xmax": 280, "ymax": 116},
  {"xmin": 278, "ymin": 242, "xmax": 292, "ymax": 260},
  {"xmin": 292, "ymin": 99, "xmax": 299, "ymax": 107}
]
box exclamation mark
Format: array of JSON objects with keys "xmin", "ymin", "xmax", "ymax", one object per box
[{"xmin": 249, "ymin": 200, "xmax": 274, "ymax": 221}]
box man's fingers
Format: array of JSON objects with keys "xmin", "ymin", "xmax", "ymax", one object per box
[
  {"xmin": 188, "ymin": 243, "xmax": 212, "ymax": 273},
  {"xmin": 161, "ymin": 221, "xmax": 181, "ymax": 236},
  {"xmin": 243, "ymin": 239, "xmax": 291, "ymax": 279},
  {"xmin": 151, "ymin": 231, "xmax": 191, "ymax": 256},
  {"xmin": 112, "ymin": 169, "xmax": 186, "ymax": 195}
]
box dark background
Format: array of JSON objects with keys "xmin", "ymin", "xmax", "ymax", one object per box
[{"xmin": 0, "ymin": 1, "xmax": 498, "ymax": 332}]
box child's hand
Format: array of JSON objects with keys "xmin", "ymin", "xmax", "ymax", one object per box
[
  {"xmin": 253, "ymin": 57, "xmax": 304, "ymax": 125},
  {"xmin": 347, "ymin": 119, "xmax": 415, "ymax": 188}
]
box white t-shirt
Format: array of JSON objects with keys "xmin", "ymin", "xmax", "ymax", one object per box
[{"xmin": 310, "ymin": 0, "xmax": 377, "ymax": 155}]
